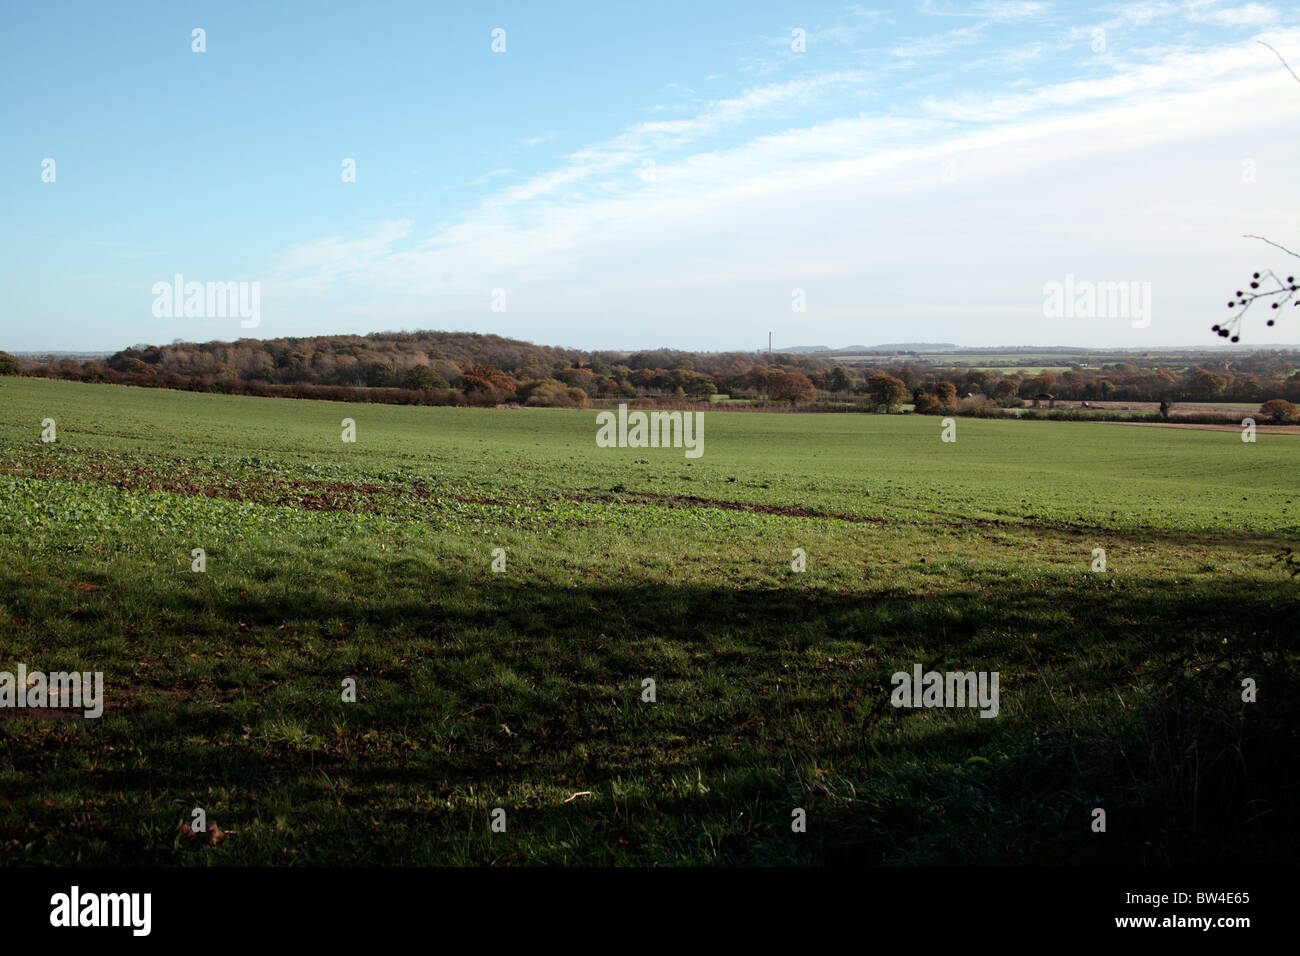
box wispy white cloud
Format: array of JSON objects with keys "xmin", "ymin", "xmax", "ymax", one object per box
[
  {"xmin": 892, "ymin": 23, "xmax": 988, "ymax": 59},
  {"xmin": 269, "ymin": 24, "xmax": 1300, "ymax": 347},
  {"xmin": 975, "ymin": 1, "xmax": 1052, "ymax": 21},
  {"xmin": 488, "ymin": 71, "xmax": 868, "ymax": 207},
  {"xmin": 1187, "ymin": 2, "xmax": 1278, "ymax": 27},
  {"xmin": 918, "ymin": 0, "xmax": 1050, "ymax": 20},
  {"xmin": 1101, "ymin": 2, "xmax": 1179, "ymax": 29},
  {"xmin": 920, "ymin": 33, "xmax": 1287, "ymax": 120},
  {"xmin": 1098, "ymin": 1, "xmax": 1279, "ymax": 30},
  {"xmin": 272, "ymin": 219, "xmax": 412, "ymax": 281},
  {"xmin": 464, "ymin": 167, "xmax": 516, "ymax": 187}
]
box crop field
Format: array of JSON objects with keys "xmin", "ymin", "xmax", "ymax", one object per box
[{"xmin": 1, "ymin": 377, "xmax": 1297, "ymax": 865}]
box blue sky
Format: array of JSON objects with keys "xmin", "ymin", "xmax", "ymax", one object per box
[{"xmin": 3, "ymin": 0, "xmax": 1299, "ymax": 352}]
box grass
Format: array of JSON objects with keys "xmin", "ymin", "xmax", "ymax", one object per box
[{"xmin": 0, "ymin": 377, "xmax": 1296, "ymax": 865}]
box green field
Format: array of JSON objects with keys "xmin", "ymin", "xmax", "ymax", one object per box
[
  {"xmin": 1, "ymin": 377, "xmax": 1297, "ymax": 865},
  {"xmin": 966, "ymin": 366, "xmax": 1075, "ymax": 374}
]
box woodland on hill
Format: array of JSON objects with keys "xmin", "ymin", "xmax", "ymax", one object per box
[{"xmin": 4, "ymin": 330, "xmax": 1299, "ymax": 418}]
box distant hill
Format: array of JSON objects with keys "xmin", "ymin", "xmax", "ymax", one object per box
[
  {"xmin": 864, "ymin": 343, "xmax": 960, "ymax": 351},
  {"xmin": 779, "ymin": 343, "xmax": 959, "ymax": 353},
  {"xmin": 13, "ymin": 350, "xmax": 112, "ymax": 359},
  {"xmin": 78, "ymin": 329, "xmax": 805, "ymax": 392}
]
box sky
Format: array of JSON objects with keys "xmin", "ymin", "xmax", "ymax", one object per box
[{"xmin": 2, "ymin": 0, "xmax": 1299, "ymax": 353}]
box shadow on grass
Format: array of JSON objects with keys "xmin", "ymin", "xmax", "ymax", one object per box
[{"xmin": 1, "ymin": 562, "xmax": 1297, "ymax": 865}]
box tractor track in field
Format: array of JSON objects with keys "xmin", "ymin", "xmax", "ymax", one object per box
[
  {"xmin": 573, "ymin": 489, "xmax": 889, "ymax": 523},
  {"xmin": 2, "ymin": 446, "xmax": 1292, "ymax": 548},
  {"xmin": 2, "ymin": 449, "xmax": 498, "ymax": 514},
  {"xmin": 1, "ymin": 447, "xmax": 888, "ymax": 524}
]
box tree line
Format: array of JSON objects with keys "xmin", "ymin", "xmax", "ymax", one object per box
[{"xmin": 2, "ymin": 331, "xmax": 1299, "ymax": 422}]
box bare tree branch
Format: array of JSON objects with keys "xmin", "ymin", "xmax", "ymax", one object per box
[
  {"xmin": 1243, "ymin": 235, "xmax": 1300, "ymax": 260},
  {"xmin": 1257, "ymin": 41, "xmax": 1300, "ymax": 86},
  {"xmin": 1213, "ymin": 44, "xmax": 1300, "ymax": 340}
]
